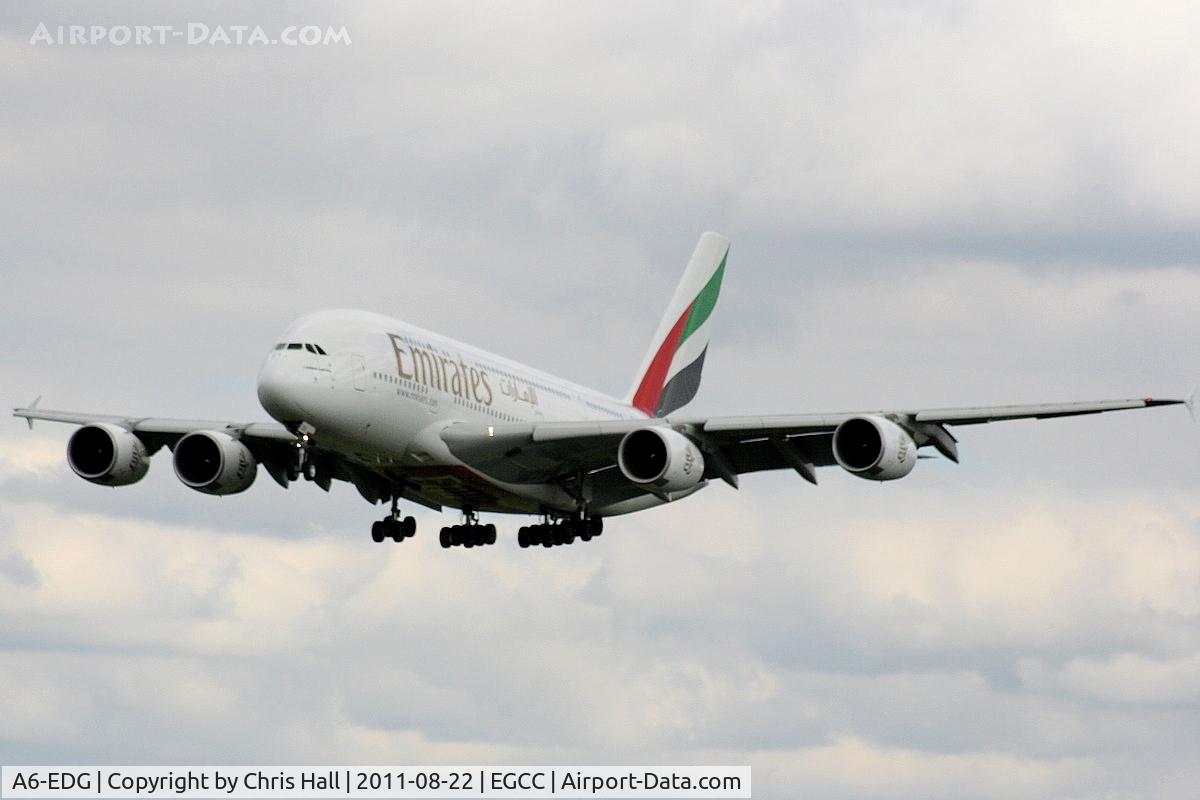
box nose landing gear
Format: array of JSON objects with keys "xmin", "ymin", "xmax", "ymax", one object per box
[{"xmin": 286, "ymin": 423, "xmax": 318, "ymax": 482}]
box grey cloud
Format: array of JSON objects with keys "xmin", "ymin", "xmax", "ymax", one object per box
[{"xmin": 0, "ymin": 540, "xmax": 39, "ymax": 589}]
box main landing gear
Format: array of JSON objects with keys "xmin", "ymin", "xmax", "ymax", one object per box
[
  {"xmin": 439, "ymin": 510, "xmax": 497, "ymax": 549},
  {"xmin": 372, "ymin": 494, "xmax": 416, "ymax": 543},
  {"xmin": 518, "ymin": 516, "xmax": 603, "ymax": 548}
]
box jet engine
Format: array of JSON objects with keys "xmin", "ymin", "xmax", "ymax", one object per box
[
  {"xmin": 172, "ymin": 431, "xmax": 257, "ymax": 495},
  {"xmin": 617, "ymin": 427, "xmax": 705, "ymax": 492},
  {"xmin": 67, "ymin": 423, "xmax": 150, "ymax": 486},
  {"xmin": 832, "ymin": 415, "xmax": 917, "ymax": 481}
]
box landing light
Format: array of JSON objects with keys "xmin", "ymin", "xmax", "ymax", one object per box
[{"xmin": 488, "ymin": 426, "xmax": 494, "ymax": 437}]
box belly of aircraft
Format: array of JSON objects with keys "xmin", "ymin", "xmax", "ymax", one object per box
[{"xmin": 382, "ymin": 464, "xmax": 547, "ymax": 514}]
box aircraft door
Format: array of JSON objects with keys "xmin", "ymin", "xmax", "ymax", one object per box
[{"xmin": 351, "ymin": 354, "xmax": 367, "ymax": 391}]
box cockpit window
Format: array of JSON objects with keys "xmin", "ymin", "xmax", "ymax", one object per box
[{"xmin": 278, "ymin": 342, "xmax": 327, "ymax": 354}]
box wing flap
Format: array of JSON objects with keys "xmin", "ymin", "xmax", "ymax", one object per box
[{"xmin": 700, "ymin": 414, "xmax": 843, "ymax": 436}]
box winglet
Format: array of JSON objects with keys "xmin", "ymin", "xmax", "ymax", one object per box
[
  {"xmin": 1187, "ymin": 387, "xmax": 1197, "ymax": 422},
  {"xmin": 23, "ymin": 395, "xmax": 42, "ymax": 429}
]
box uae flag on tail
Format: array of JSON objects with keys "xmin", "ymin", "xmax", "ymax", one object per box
[{"xmin": 628, "ymin": 232, "xmax": 729, "ymax": 417}]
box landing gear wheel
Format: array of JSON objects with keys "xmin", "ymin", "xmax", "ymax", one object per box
[
  {"xmin": 485, "ymin": 523, "xmax": 497, "ymax": 545},
  {"xmin": 439, "ymin": 527, "xmax": 451, "ymax": 548},
  {"xmin": 302, "ymin": 460, "xmax": 317, "ymax": 481},
  {"xmin": 378, "ymin": 493, "xmax": 416, "ymax": 543}
]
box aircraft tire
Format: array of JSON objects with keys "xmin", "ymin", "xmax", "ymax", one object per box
[
  {"xmin": 371, "ymin": 520, "xmax": 385, "ymax": 543},
  {"xmin": 439, "ymin": 527, "xmax": 451, "ymax": 548}
]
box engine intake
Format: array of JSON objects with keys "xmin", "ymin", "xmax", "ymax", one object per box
[
  {"xmin": 173, "ymin": 431, "xmax": 257, "ymax": 495},
  {"xmin": 832, "ymin": 415, "xmax": 917, "ymax": 481},
  {"xmin": 617, "ymin": 427, "xmax": 705, "ymax": 492},
  {"xmin": 67, "ymin": 423, "xmax": 149, "ymax": 486}
]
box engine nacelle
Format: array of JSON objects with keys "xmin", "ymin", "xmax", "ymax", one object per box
[
  {"xmin": 67, "ymin": 423, "xmax": 150, "ymax": 486},
  {"xmin": 832, "ymin": 415, "xmax": 918, "ymax": 481},
  {"xmin": 173, "ymin": 430, "xmax": 257, "ymax": 495},
  {"xmin": 617, "ymin": 427, "xmax": 705, "ymax": 492}
]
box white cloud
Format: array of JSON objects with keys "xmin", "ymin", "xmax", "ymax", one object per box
[
  {"xmin": 1023, "ymin": 651, "xmax": 1200, "ymax": 705},
  {"xmin": 0, "ymin": 483, "xmax": 1197, "ymax": 795},
  {"xmin": 760, "ymin": 736, "xmax": 1099, "ymax": 800}
]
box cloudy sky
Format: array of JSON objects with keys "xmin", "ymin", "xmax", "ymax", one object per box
[{"xmin": 2, "ymin": 2, "xmax": 1199, "ymax": 798}]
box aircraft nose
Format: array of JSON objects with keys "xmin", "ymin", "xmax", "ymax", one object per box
[{"xmin": 257, "ymin": 357, "xmax": 310, "ymax": 422}]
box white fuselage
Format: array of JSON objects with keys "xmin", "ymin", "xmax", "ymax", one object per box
[{"xmin": 256, "ymin": 309, "xmax": 654, "ymax": 515}]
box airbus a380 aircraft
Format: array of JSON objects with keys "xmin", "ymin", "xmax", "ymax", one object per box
[{"xmin": 14, "ymin": 233, "xmax": 1187, "ymax": 549}]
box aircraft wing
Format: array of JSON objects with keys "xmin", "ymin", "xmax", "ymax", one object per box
[
  {"xmin": 12, "ymin": 406, "xmax": 301, "ymax": 486},
  {"xmin": 439, "ymin": 397, "xmax": 1184, "ymax": 488},
  {"xmin": 11, "ymin": 405, "xmax": 441, "ymax": 506},
  {"xmin": 16, "ymin": 397, "xmax": 1183, "ymax": 505},
  {"xmin": 13, "ymin": 408, "xmax": 295, "ymax": 446}
]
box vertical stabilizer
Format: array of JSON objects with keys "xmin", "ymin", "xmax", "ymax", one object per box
[{"xmin": 626, "ymin": 232, "xmax": 729, "ymax": 417}]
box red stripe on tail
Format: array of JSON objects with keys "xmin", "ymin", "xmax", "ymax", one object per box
[{"xmin": 630, "ymin": 301, "xmax": 693, "ymax": 416}]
